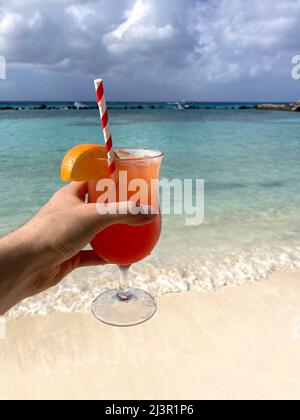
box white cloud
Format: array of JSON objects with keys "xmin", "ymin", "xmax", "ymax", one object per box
[
  {"xmin": 110, "ymin": 0, "xmax": 151, "ymax": 40},
  {"xmin": 0, "ymin": 13, "xmax": 25, "ymax": 36},
  {"xmin": 0, "ymin": 0, "xmax": 299, "ymax": 99},
  {"xmin": 0, "ymin": 11, "xmax": 42, "ymax": 37},
  {"xmin": 66, "ymin": 5, "xmax": 95, "ymax": 31},
  {"xmin": 103, "ymin": 0, "xmax": 176, "ymax": 54},
  {"xmin": 183, "ymin": 0, "xmax": 300, "ymax": 84}
]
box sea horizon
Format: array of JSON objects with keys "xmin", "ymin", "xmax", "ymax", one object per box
[
  {"xmin": 0, "ymin": 100, "xmax": 297, "ymax": 113},
  {"xmin": 0, "ymin": 100, "xmax": 295, "ymax": 104}
]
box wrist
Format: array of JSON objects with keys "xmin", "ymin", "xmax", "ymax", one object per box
[{"xmin": 0, "ymin": 226, "xmax": 39, "ymax": 315}]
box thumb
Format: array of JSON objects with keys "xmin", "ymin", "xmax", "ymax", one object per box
[{"xmin": 80, "ymin": 201, "xmax": 157, "ymax": 232}]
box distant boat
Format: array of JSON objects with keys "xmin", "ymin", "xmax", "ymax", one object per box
[
  {"xmin": 74, "ymin": 102, "xmax": 87, "ymax": 109},
  {"xmin": 177, "ymin": 100, "xmax": 194, "ymax": 110},
  {"xmin": 176, "ymin": 102, "xmax": 184, "ymax": 110}
]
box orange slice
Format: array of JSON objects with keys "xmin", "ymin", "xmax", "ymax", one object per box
[{"xmin": 61, "ymin": 144, "xmax": 111, "ymax": 181}]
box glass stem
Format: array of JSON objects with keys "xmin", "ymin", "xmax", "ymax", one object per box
[{"xmin": 118, "ymin": 265, "xmax": 132, "ymax": 301}]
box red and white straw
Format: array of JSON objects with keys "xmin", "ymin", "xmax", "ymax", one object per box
[{"xmin": 94, "ymin": 79, "xmax": 116, "ymax": 175}]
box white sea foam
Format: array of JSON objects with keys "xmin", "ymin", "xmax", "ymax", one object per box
[{"xmin": 7, "ymin": 242, "xmax": 300, "ymax": 319}]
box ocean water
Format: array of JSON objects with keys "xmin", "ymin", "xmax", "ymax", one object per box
[{"xmin": 1, "ymin": 103, "xmax": 300, "ymax": 317}]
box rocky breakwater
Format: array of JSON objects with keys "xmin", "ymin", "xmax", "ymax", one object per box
[{"xmin": 240, "ymin": 101, "xmax": 300, "ymax": 112}]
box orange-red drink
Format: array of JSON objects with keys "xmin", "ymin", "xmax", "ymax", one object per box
[
  {"xmin": 88, "ymin": 149, "xmax": 163, "ymax": 266},
  {"xmin": 90, "ymin": 213, "xmax": 161, "ymax": 266}
]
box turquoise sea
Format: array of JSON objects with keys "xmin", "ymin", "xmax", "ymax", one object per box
[{"xmin": 1, "ymin": 103, "xmax": 300, "ymax": 316}]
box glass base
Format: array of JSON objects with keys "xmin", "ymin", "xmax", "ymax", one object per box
[{"xmin": 91, "ymin": 289, "xmax": 157, "ymax": 327}]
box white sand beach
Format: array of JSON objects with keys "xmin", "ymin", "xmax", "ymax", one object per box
[{"xmin": 1, "ymin": 270, "xmax": 300, "ymax": 400}]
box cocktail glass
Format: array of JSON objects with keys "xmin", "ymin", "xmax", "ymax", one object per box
[{"xmin": 88, "ymin": 148, "xmax": 163, "ymax": 327}]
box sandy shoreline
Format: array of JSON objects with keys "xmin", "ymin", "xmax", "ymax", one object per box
[{"xmin": 1, "ymin": 270, "xmax": 300, "ymax": 400}]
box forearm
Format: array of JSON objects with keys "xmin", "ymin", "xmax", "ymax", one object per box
[{"xmin": 0, "ymin": 227, "xmax": 38, "ymax": 315}]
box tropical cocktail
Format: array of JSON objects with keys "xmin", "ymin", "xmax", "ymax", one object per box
[{"xmin": 61, "ymin": 144, "xmax": 163, "ymax": 326}]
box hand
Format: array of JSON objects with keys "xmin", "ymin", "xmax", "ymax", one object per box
[{"xmin": 0, "ymin": 182, "xmax": 155, "ymax": 315}]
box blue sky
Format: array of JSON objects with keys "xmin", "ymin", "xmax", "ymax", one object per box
[{"xmin": 0, "ymin": 0, "xmax": 299, "ymax": 101}]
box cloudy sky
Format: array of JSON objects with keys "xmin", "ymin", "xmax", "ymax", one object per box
[{"xmin": 0, "ymin": 0, "xmax": 299, "ymax": 101}]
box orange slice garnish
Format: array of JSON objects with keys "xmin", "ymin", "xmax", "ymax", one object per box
[{"xmin": 61, "ymin": 144, "xmax": 111, "ymax": 181}]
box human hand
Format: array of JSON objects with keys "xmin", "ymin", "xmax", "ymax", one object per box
[{"xmin": 0, "ymin": 182, "xmax": 155, "ymax": 314}]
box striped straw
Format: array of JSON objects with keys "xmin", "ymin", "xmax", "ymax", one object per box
[{"xmin": 94, "ymin": 79, "xmax": 116, "ymax": 175}]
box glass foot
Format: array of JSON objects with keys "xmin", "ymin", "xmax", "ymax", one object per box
[{"xmin": 91, "ymin": 289, "xmax": 157, "ymax": 327}]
